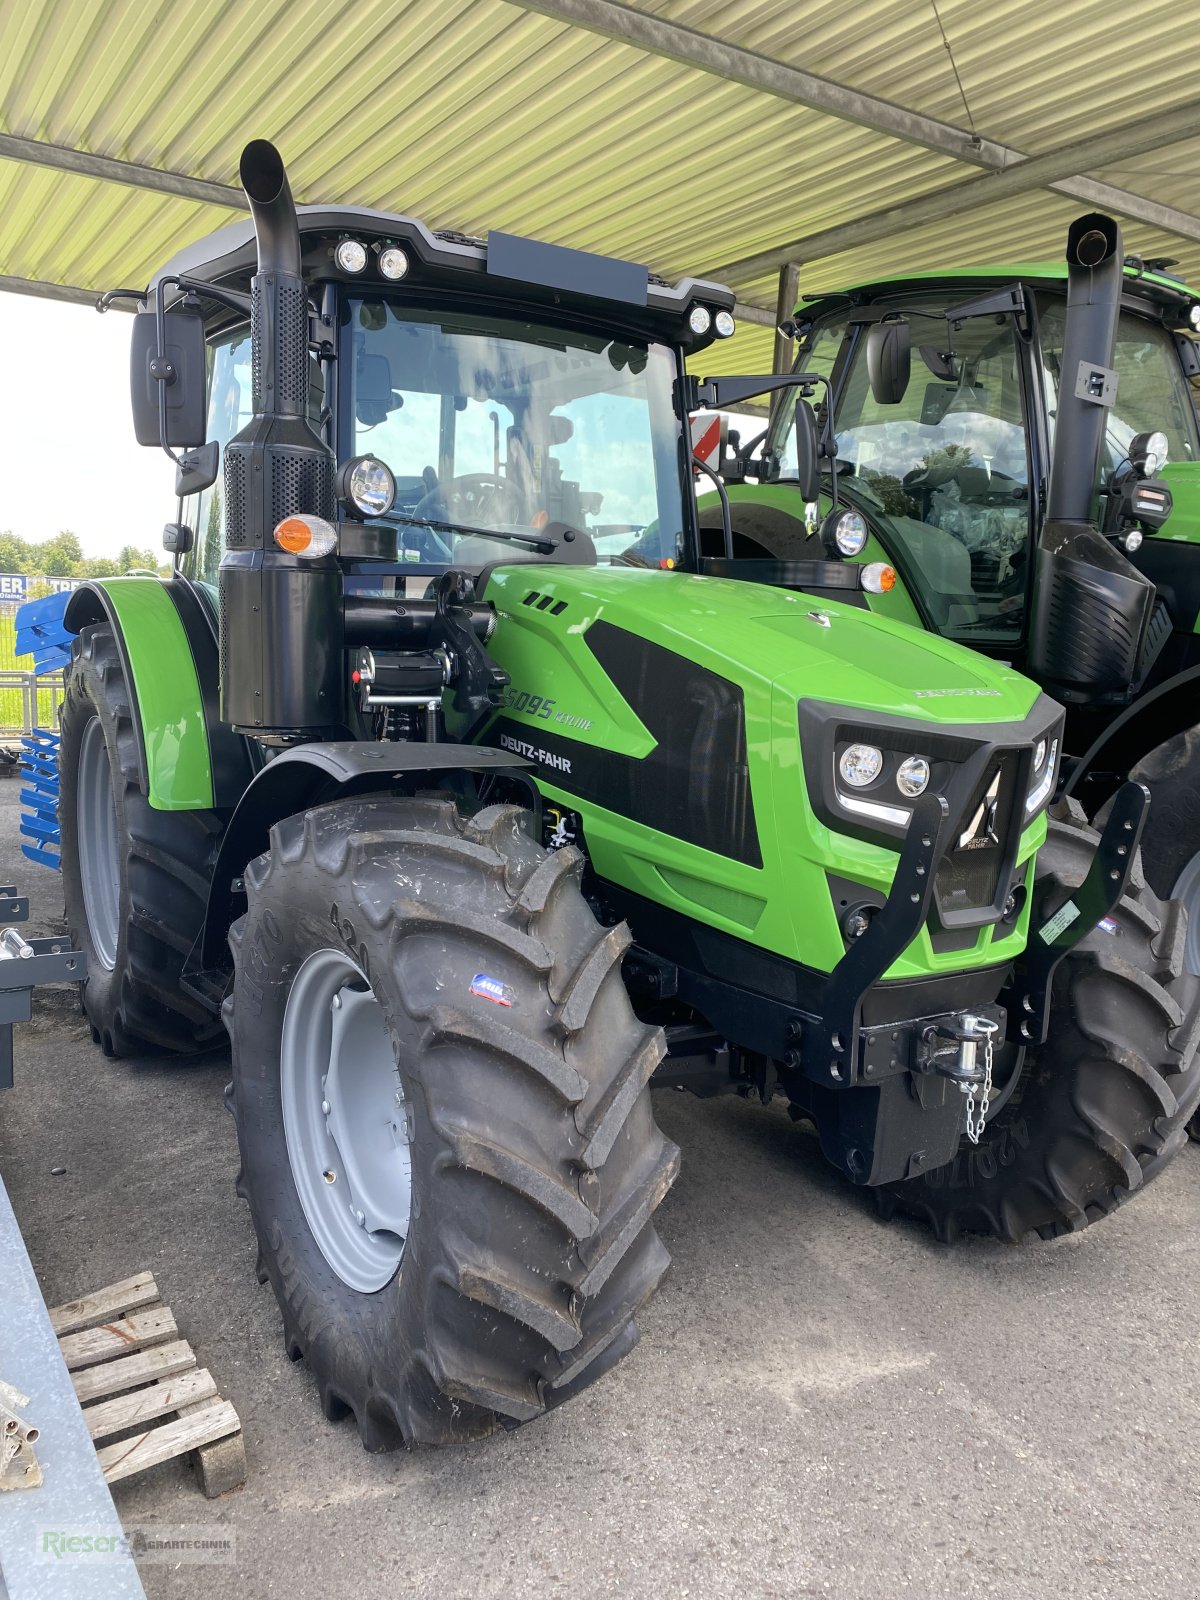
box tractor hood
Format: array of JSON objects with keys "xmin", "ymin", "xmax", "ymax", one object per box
[{"xmin": 483, "ymin": 565, "xmax": 1042, "ymax": 726}]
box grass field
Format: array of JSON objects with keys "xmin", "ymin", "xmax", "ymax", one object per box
[{"xmin": 0, "ymin": 608, "xmax": 63, "ymax": 736}]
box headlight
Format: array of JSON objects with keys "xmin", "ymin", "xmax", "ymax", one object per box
[
  {"xmin": 896, "ymin": 755, "xmax": 930, "ymax": 797},
  {"xmin": 1189, "ymin": 304, "xmax": 1200, "ymax": 329},
  {"xmin": 839, "ymin": 743, "xmax": 883, "ymax": 788},
  {"xmin": 688, "ymin": 305, "xmax": 712, "ymax": 336},
  {"xmin": 378, "ymin": 246, "xmax": 409, "ymax": 280},
  {"xmin": 337, "ymin": 454, "xmax": 396, "ymax": 518},
  {"xmin": 1025, "ymin": 736, "xmax": 1059, "ymax": 815},
  {"xmin": 335, "ymin": 238, "xmax": 368, "ymax": 273},
  {"xmin": 714, "ymin": 309, "xmax": 736, "ymax": 338},
  {"xmin": 830, "ymin": 511, "xmax": 868, "ymax": 557}
]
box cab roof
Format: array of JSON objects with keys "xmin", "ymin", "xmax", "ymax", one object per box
[
  {"xmin": 798, "ymin": 259, "xmax": 1200, "ymax": 327},
  {"xmin": 152, "ymin": 204, "xmax": 736, "ymax": 357}
]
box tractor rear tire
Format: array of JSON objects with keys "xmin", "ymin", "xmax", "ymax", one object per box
[
  {"xmin": 58, "ymin": 624, "xmax": 225, "ymax": 1057},
  {"xmin": 225, "ymin": 795, "xmax": 677, "ymax": 1448},
  {"xmin": 878, "ymin": 799, "xmax": 1200, "ymax": 1240},
  {"xmin": 1123, "ymin": 727, "xmax": 1200, "ymax": 1139}
]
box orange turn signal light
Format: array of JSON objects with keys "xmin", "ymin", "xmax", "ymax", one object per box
[
  {"xmin": 274, "ymin": 515, "xmax": 338, "ymax": 557},
  {"xmin": 861, "ymin": 562, "xmax": 897, "ymax": 595}
]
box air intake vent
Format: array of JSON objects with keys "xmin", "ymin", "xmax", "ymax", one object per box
[
  {"xmin": 269, "ymin": 450, "xmax": 333, "ymax": 528},
  {"xmin": 521, "ymin": 590, "xmax": 568, "ymax": 617},
  {"xmin": 223, "ymin": 452, "xmax": 248, "ymax": 547}
]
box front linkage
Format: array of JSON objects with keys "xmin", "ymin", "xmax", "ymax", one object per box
[{"xmin": 647, "ymin": 783, "xmax": 1150, "ymax": 1189}]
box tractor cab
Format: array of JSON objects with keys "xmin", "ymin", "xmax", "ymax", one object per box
[
  {"xmin": 745, "ymin": 254, "xmax": 1200, "ymax": 664},
  {"xmin": 147, "ymin": 201, "xmax": 742, "ymax": 602}
]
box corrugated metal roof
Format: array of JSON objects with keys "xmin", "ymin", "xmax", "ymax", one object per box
[{"xmin": 1, "ymin": 0, "xmax": 1198, "ymax": 380}]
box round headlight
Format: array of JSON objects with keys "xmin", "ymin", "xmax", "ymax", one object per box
[
  {"xmin": 839, "ymin": 743, "xmax": 883, "ymax": 788},
  {"xmin": 833, "ymin": 511, "xmax": 868, "ymax": 557},
  {"xmin": 337, "ymin": 455, "xmax": 396, "ymax": 518},
  {"xmin": 1144, "ymin": 429, "xmax": 1169, "ymax": 475},
  {"xmin": 688, "ymin": 305, "xmax": 712, "ymax": 336},
  {"xmin": 379, "ymin": 246, "xmax": 409, "ymax": 281},
  {"xmin": 1033, "ymin": 737, "xmax": 1047, "ymax": 773},
  {"xmin": 714, "ymin": 309, "xmax": 736, "ymax": 338},
  {"xmin": 896, "ymin": 755, "xmax": 930, "ymax": 797},
  {"xmin": 335, "ymin": 239, "xmax": 368, "ymax": 273},
  {"xmin": 1188, "ymin": 303, "xmax": 1200, "ymax": 329}
]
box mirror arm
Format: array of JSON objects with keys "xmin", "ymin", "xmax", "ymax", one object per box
[
  {"xmin": 685, "ymin": 370, "xmax": 824, "ymax": 410},
  {"xmin": 945, "ymin": 282, "xmax": 1031, "ymax": 334}
]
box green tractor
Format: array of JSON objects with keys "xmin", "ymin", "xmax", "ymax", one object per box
[
  {"xmin": 42, "ymin": 144, "xmax": 1198, "ymax": 1450},
  {"xmin": 709, "ymin": 215, "xmax": 1200, "ymax": 972}
]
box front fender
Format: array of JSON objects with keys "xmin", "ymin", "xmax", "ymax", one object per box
[
  {"xmin": 1065, "ymin": 662, "xmax": 1200, "ymax": 811},
  {"xmin": 63, "ymin": 575, "xmax": 253, "ymax": 812},
  {"xmin": 191, "ymin": 742, "xmax": 537, "ymax": 983}
]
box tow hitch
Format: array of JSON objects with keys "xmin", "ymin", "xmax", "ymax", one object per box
[{"xmin": 915, "ymin": 1011, "xmax": 1002, "ymax": 1145}]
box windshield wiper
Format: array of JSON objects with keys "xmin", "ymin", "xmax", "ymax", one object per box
[{"xmin": 385, "ymin": 511, "xmax": 558, "ymax": 555}]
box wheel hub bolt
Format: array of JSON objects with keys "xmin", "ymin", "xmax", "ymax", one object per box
[
  {"xmin": 321, "ymin": 1100, "xmax": 330, "ymax": 1116},
  {"xmin": 352, "ymin": 1207, "xmax": 366, "ymax": 1228},
  {"xmin": 322, "ymin": 1169, "xmax": 336, "ymax": 1185}
]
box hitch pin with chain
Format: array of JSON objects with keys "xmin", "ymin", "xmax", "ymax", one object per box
[{"xmin": 959, "ymin": 1014, "xmax": 999, "ymax": 1145}]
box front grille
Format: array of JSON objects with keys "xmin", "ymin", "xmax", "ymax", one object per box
[{"xmin": 935, "ymin": 751, "xmax": 1020, "ymax": 920}]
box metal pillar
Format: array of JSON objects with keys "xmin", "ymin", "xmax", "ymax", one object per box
[{"xmin": 0, "ymin": 1172, "xmax": 146, "ymax": 1599}]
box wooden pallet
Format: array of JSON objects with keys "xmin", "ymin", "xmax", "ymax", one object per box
[{"xmin": 48, "ymin": 1272, "xmax": 246, "ymax": 1498}]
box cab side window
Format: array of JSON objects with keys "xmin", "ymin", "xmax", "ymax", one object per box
[{"xmin": 182, "ymin": 328, "xmax": 253, "ymax": 593}]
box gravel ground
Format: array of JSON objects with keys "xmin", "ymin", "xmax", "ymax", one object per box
[{"xmin": 0, "ymin": 781, "xmax": 1197, "ymax": 1600}]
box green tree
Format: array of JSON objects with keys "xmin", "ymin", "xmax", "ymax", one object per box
[
  {"xmin": 0, "ymin": 532, "xmax": 32, "ymax": 574},
  {"xmin": 37, "ymin": 531, "xmax": 84, "ymax": 576},
  {"xmin": 115, "ymin": 544, "xmax": 158, "ymax": 574}
]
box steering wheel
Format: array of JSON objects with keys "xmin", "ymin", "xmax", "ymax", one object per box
[{"xmin": 414, "ymin": 472, "xmax": 525, "ymax": 529}]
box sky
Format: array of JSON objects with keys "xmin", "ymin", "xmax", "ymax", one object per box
[{"xmin": 0, "ymin": 293, "xmax": 171, "ymax": 560}]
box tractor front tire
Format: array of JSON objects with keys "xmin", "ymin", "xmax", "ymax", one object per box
[
  {"xmin": 878, "ymin": 799, "xmax": 1200, "ymax": 1240},
  {"xmin": 59, "ymin": 623, "xmax": 225, "ymax": 1056},
  {"xmin": 226, "ymin": 795, "xmax": 678, "ymax": 1448}
]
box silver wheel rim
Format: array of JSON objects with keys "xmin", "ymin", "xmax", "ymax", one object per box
[
  {"xmin": 1172, "ymin": 852, "xmax": 1200, "ymax": 976},
  {"xmin": 76, "ymin": 716, "xmax": 121, "ymax": 970},
  {"xmin": 281, "ymin": 949, "xmax": 411, "ymax": 1292}
]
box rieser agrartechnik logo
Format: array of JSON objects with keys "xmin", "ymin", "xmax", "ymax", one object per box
[{"xmin": 37, "ymin": 1524, "xmax": 236, "ymax": 1566}]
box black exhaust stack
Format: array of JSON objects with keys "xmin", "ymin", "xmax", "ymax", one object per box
[
  {"xmin": 1044, "ymin": 215, "xmax": 1123, "ymax": 526},
  {"xmin": 218, "ymin": 140, "xmax": 343, "ymax": 734},
  {"xmin": 1028, "ymin": 212, "xmax": 1157, "ymax": 699}
]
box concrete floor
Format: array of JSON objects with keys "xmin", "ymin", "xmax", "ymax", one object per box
[{"xmin": 1, "ymin": 782, "xmax": 1198, "ymax": 1600}]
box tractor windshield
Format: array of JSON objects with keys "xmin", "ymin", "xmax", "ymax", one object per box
[
  {"xmin": 342, "ymin": 299, "xmax": 687, "ymax": 569},
  {"xmin": 1038, "ymin": 300, "xmax": 1200, "ymax": 470},
  {"xmin": 773, "ymin": 301, "xmax": 1032, "ymax": 645}
]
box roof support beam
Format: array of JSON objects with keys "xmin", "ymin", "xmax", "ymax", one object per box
[
  {"xmin": 510, "ymin": 0, "xmax": 1200, "ymax": 246},
  {"xmin": 732, "ymin": 300, "xmax": 777, "ymax": 328},
  {"xmin": 716, "ymin": 99, "xmax": 1200, "ymax": 281},
  {"xmin": 0, "ymin": 133, "xmax": 782, "ymax": 321},
  {"xmin": 0, "ymin": 134, "xmax": 243, "ymax": 209},
  {"xmin": 0, "ymin": 274, "xmax": 125, "ymax": 309}
]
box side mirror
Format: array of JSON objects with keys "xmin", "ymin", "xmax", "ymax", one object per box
[
  {"xmin": 175, "ymin": 440, "xmax": 220, "ymax": 498},
  {"xmin": 130, "ymin": 308, "xmax": 207, "ymax": 448},
  {"xmin": 865, "ymin": 319, "xmax": 911, "ymax": 406},
  {"xmin": 793, "ymin": 397, "xmax": 820, "ymax": 502}
]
